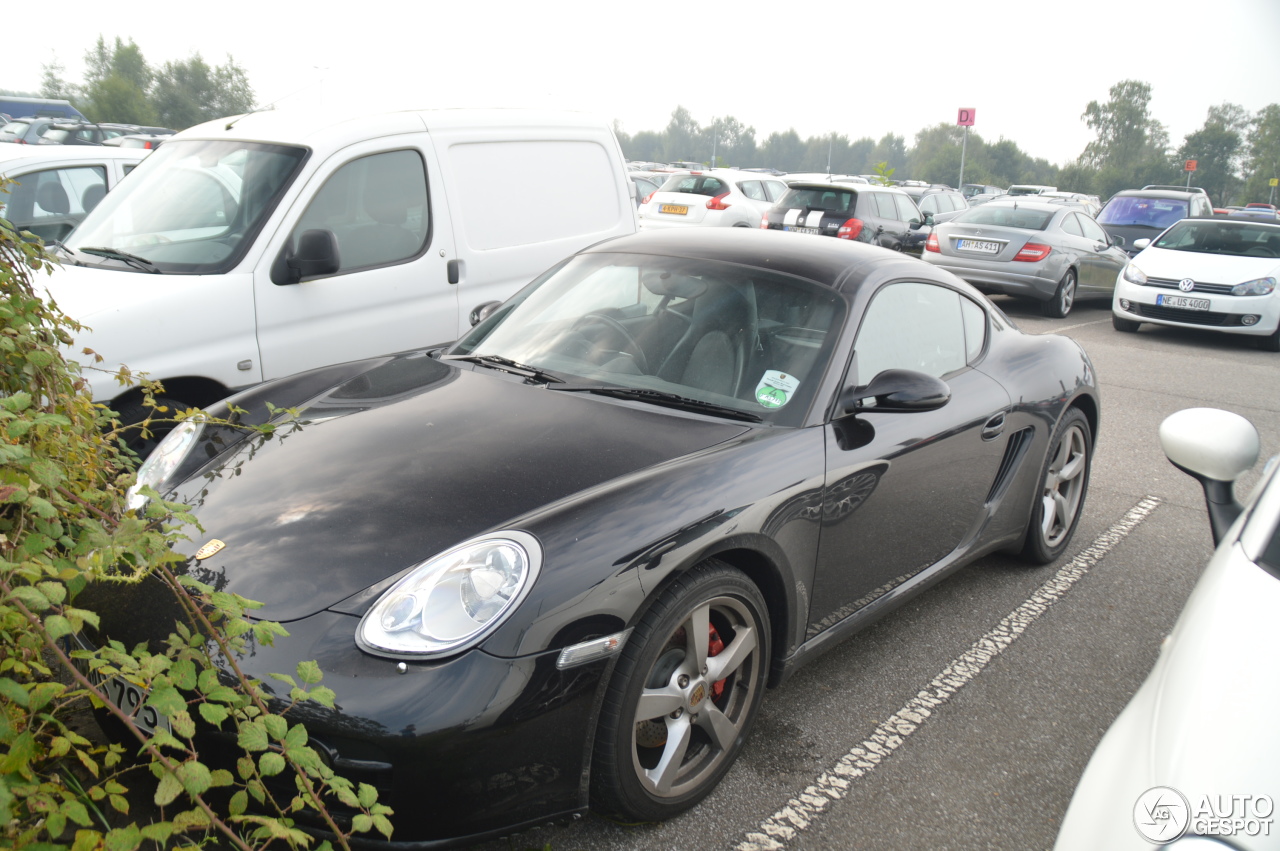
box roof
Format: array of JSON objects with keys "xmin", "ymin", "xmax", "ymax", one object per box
[
  {"xmin": 579, "ymin": 226, "xmax": 954, "ymax": 296},
  {"xmin": 176, "ymin": 107, "xmax": 615, "ymax": 151},
  {"xmin": 1110, "ymin": 187, "xmax": 1205, "ymax": 200},
  {"xmin": 0, "ymin": 145, "xmax": 149, "ymax": 173}
]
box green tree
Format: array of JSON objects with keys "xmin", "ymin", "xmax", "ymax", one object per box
[
  {"xmin": 1240, "ymin": 104, "xmax": 1280, "ymax": 205},
  {"xmin": 80, "ymin": 37, "xmax": 156, "ymax": 125},
  {"xmin": 1176, "ymin": 103, "xmax": 1247, "ymax": 205},
  {"xmin": 38, "ymin": 59, "xmax": 75, "ymax": 101},
  {"xmin": 757, "ymin": 129, "xmax": 805, "ymax": 172},
  {"xmin": 1079, "ymin": 80, "xmax": 1172, "ymax": 198},
  {"xmin": 868, "ymin": 133, "xmax": 906, "ymax": 175},
  {"xmin": 152, "ymin": 55, "xmax": 255, "ymax": 130},
  {"xmin": 662, "ymin": 106, "xmax": 702, "ymax": 164}
]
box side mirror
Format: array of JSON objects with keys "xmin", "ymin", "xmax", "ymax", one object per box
[
  {"xmin": 284, "ymin": 229, "xmax": 340, "ymax": 284},
  {"xmin": 468, "ymin": 300, "xmax": 503, "ymax": 327},
  {"xmin": 1132, "ymin": 238, "xmax": 1150, "ymax": 251},
  {"xmin": 839, "ymin": 368, "xmax": 950, "ymax": 416},
  {"xmin": 1110, "ymin": 234, "xmax": 1127, "ymax": 247},
  {"xmin": 1159, "ymin": 408, "xmax": 1260, "ymax": 544}
]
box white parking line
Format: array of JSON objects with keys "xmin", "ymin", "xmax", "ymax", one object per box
[
  {"xmin": 1036, "ymin": 318, "xmax": 1109, "ymax": 335},
  {"xmin": 736, "ymin": 496, "xmax": 1162, "ymax": 851}
]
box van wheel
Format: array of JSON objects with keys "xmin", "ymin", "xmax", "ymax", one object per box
[
  {"xmin": 1041, "ymin": 270, "xmax": 1076, "ymax": 318},
  {"xmin": 111, "ymin": 396, "xmax": 189, "ymax": 460}
]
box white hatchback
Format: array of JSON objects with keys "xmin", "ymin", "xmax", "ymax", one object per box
[
  {"xmin": 1112, "ymin": 218, "xmax": 1280, "ymax": 351},
  {"xmin": 638, "ymin": 169, "xmax": 788, "ymax": 230}
]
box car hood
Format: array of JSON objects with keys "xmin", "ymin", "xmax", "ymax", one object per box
[
  {"xmin": 1130, "ymin": 247, "xmax": 1280, "ymax": 285},
  {"xmin": 168, "ymin": 355, "xmax": 753, "ymax": 622},
  {"xmin": 41, "ymin": 261, "xmax": 170, "ymax": 321}
]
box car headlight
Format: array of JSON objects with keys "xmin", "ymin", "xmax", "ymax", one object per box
[
  {"xmin": 356, "ymin": 531, "xmax": 542, "ymax": 659},
  {"xmin": 1122, "ymin": 263, "xmax": 1147, "ymax": 285},
  {"xmin": 1232, "ymin": 275, "xmax": 1276, "ymax": 296},
  {"xmin": 125, "ymin": 419, "xmax": 205, "ymax": 511}
]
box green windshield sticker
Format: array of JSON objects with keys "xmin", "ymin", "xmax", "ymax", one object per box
[{"xmin": 755, "ymin": 370, "xmax": 800, "ymax": 409}]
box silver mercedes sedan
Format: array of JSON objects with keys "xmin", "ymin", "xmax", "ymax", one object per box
[{"xmin": 922, "ymin": 199, "xmax": 1129, "ymax": 317}]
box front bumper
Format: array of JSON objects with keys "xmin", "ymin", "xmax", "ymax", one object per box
[
  {"xmin": 88, "ymin": 601, "xmax": 612, "ymax": 848},
  {"xmin": 1112, "ymin": 277, "xmax": 1280, "ymax": 336}
]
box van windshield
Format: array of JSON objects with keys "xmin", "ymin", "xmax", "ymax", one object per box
[{"xmin": 65, "ymin": 139, "xmax": 308, "ymax": 274}]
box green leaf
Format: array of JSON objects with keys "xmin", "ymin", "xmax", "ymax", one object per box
[
  {"xmin": 154, "ymin": 771, "xmax": 182, "ymax": 807},
  {"xmin": 172, "ymin": 807, "xmax": 211, "ymax": 830},
  {"xmin": 175, "ymin": 760, "xmax": 213, "ymax": 796},
  {"xmin": 198, "ymin": 702, "xmax": 229, "ymax": 727},
  {"xmin": 307, "ymin": 685, "xmax": 337, "ymax": 708},
  {"xmin": 283, "ymin": 723, "xmax": 308, "ymax": 751},
  {"xmin": 210, "ymin": 768, "xmax": 234, "ymax": 787},
  {"xmin": 104, "ymin": 823, "xmax": 142, "ymax": 851},
  {"xmin": 27, "ymin": 495, "xmax": 58, "ymax": 519},
  {"xmin": 263, "ymin": 714, "xmax": 287, "ymax": 741},
  {"xmin": 228, "ymin": 789, "xmax": 248, "ymax": 816},
  {"xmin": 28, "ymin": 681, "xmax": 64, "ymax": 711},
  {"xmin": 145, "ymin": 683, "xmax": 186, "ymax": 718},
  {"xmin": 138, "ymin": 822, "xmax": 173, "ymax": 842},
  {"xmin": 351, "ymin": 814, "xmax": 373, "ymax": 833},
  {"xmin": 237, "ymin": 721, "xmax": 269, "ymax": 752},
  {"xmin": 296, "ymin": 659, "xmax": 323, "ymax": 685},
  {"xmin": 268, "ymin": 672, "xmax": 298, "ymax": 688},
  {"xmin": 373, "ymin": 814, "xmax": 394, "ymax": 838},
  {"xmin": 357, "ymin": 782, "xmax": 378, "ymax": 809},
  {"xmin": 43, "ymin": 613, "xmax": 73, "ymax": 640},
  {"xmin": 0, "ymin": 677, "xmax": 29, "ymax": 707},
  {"xmin": 109, "ymin": 793, "xmax": 129, "ymax": 814},
  {"xmin": 9, "ymin": 585, "xmax": 51, "ymax": 611},
  {"xmin": 64, "ymin": 798, "xmax": 92, "ymax": 826},
  {"xmin": 258, "ymin": 751, "xmax": 286, "ymax": 776}
]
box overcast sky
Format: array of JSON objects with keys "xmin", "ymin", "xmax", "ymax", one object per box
[{"xmin": 9, "ymin": 0, "xmax": 1280, "ymax": 168}]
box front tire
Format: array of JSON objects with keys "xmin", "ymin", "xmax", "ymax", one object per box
[
  {"xmin": 1041, "ymin": 269, "xmax": 1077, "ymax": 318},
  {"xmin": 591, "ymin": 560, "xmax": 769, "ymax": 822},
  {"xmin": 1020, "ymin": 407, "xmax": 1092, "ymax": 564},
  {"xmin": 1112, "ymin": 313, "xmax": 1140, "ymax": 332},
  {"xmin": 1260, "ymin": 323, "xmax": 1280, "ymax": 352}
]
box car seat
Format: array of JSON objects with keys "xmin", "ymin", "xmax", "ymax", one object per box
[{"xmin": 656, "ymin": 279, "xmax": 757, "ymax": 398}]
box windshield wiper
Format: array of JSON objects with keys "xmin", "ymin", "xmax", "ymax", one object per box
[
  {"xmin": 76, "ymin": 246, "xmax": 161, "ymax": 273},
  {"xmin": 551, "ymin": 385, "xmax": 762, "ymax": 422},
  {"xmin": 441, "ymin": 354, "xmax": 566, "ymax": 384}
]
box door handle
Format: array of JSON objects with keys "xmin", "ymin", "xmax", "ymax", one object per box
[
  {"xmin": 447, "ymin": 259, "xmax": 463, "ymax": 285},
  {"xmin": 981, "ymin": 412, "xmax": 1006, "ymax": 441}
]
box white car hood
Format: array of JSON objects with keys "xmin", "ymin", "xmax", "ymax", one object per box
[
  {"xmin": 1132, "ymin": 248, "xmax": 1279, "ymax": 285},
  {"xmin": 41, "ymin": 262, "xmax": 171, "ymax": 322}
]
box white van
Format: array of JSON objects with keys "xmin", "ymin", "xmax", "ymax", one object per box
[{"xmin": 47, "ymin": 109, "xmax": 637, "ymax": 417}]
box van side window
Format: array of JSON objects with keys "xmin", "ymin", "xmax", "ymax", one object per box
[{"xmin": 291, "ymin": 150, "xmax": 430, "ymax": 274}]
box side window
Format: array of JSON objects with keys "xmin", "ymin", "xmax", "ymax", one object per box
[
  {"xmin": 960, "ymin": 296, "xmax": 987, "ymax": 362},
  {"xmin": 919, "ymin": 195, "xmax": 940, "ymax": 215},
  {"xmin": 291, "ymin": 150, "xmax": 429, "ymax": 274},
  {"xmin": 893, "ymin": 194, "xmax": 920, "ymax": 223},
  {"xmin": 764, "ymin": 180, "xmax": 788, "ymax": 202},
  {"xmin": 739, "ymin": 180, "xmax": 766, "ymax": 201},
  {"xmin": 853, "ymin": 282, "xmax": 969, "ymax": 383},
  {"xmin": 871, "ymin": 192, "xmax": 897, "ymax": 219},
  {"xmin": 1061, "ymin": 214, "xmax": 1085, "ymax": 237},
  {"xmin": 1078, "ymin": 215, "xmax": 1108, "ymax": 243}
]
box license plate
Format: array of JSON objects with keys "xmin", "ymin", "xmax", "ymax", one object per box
[
  {"xmin": 1156, "ymin": 294, "xmax": 1210, "ymax": 311},
  {"xmin": 660, "ymin": 204, "xmax": 688, "ymax": 215},
  {"xmin": 785, "ymin": 227, "xmax": 820, "ymax": 235},
  {"xmin": 69, "ymin": 637, "xmax": 172, "ymax": 737},
  {"xmin": 956, "ymin": 239, "xmax": 1000, "ymax": 254}
]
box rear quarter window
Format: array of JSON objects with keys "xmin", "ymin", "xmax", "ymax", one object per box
[{"xmin": 447, "ymin": 139, "xmax": 624, "ymax": 250}]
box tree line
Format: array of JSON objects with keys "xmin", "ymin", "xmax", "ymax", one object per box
[
  {"xmin": 619, "ymin": 81, "xmax": 1280, "ymax": 206},
  {"xmin": 2, "ymin": 36, "xmax": 254, "ymax": 131}
]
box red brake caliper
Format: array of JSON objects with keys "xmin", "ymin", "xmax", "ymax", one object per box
[{"xmin": 708, "ymin": 624, "xmax": 727, "ymax": 701}]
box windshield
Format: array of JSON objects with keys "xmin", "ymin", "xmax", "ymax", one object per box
[
  {"xmin": 777, "ymin": 186, "xmax": 857, "ymax": 213},
  {"xmin": 449, "ymin": 252, "xmax": 845, "ymax": 426},
  {"xmin": 1152, "ymin": 221, "xmax": 1280, "ymax": 257},
  {"xmin": 952, "ymin": 204, "xmax": 1053, "ymax": 230},
  {"xmin": 65, "ymin": 139, "xmax": 308, "ymax": 274},
  {"xmin": 1097, "ymin": 196, "xmax": 1188, "ymax": 229}
]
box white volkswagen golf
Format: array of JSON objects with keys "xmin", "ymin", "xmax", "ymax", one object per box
[{"xmin": 1112, "ymin": 217, "xmax": 1280, "ymax": 351}]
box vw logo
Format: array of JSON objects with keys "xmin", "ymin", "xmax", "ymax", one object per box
[{"xmin": 1179, "ymin": 278, "xmax": 1196, "ymax": 292}]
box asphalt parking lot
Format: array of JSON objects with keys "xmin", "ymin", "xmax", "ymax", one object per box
[{"xmin": 466, "ymin": 298, "xmax": 1280, "ymax": 851}]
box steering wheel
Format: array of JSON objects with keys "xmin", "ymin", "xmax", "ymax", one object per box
[
  {"xmin": 1245, "ymin": 246, "xmax": 1278, "ymax": 258},
  {"xmin": 571, "ymin": 313, "xmax": 649, "ymax": 373}
]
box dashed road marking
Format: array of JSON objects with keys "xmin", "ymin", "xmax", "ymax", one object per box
[
  {"xmin": 736, "ymin": 496, "xmax": 1162, "ymax": 851},
  {"xmin": 1035, "ymin": 317, "xmax": 1110, "ymax": 335}
]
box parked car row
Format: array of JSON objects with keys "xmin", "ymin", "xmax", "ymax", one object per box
[
  {"xmin": 0, "ymin": 117, "xmax": 174, "ymax": 147},
  {"xmin": 0, "ymin": 145, "xmax": 148, "ymax": 243}
]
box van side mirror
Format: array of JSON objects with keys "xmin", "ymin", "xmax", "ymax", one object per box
[
  {"xmin": 278, "ymin": 229, "xmax": 340, "ymax": 284},
  {"xmin": 1159, "ymin": 408, "xmax": 1260, "ymax": 544},
  {"xmin": 838, "ymin": 368, "xmax": 950, "ymax": 416}
]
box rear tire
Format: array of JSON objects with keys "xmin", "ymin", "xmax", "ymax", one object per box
[
  {"xmin": 1020, "ymin": 407, "xmax": 1091, "ymax": 565},
  {"xmin": 1112, "ymin": 313, "xmax": 1140, "ymax": 333},
  {"xmin": 1041, "ymin": 269, "xmax": 1076, "ymax": 319}
]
